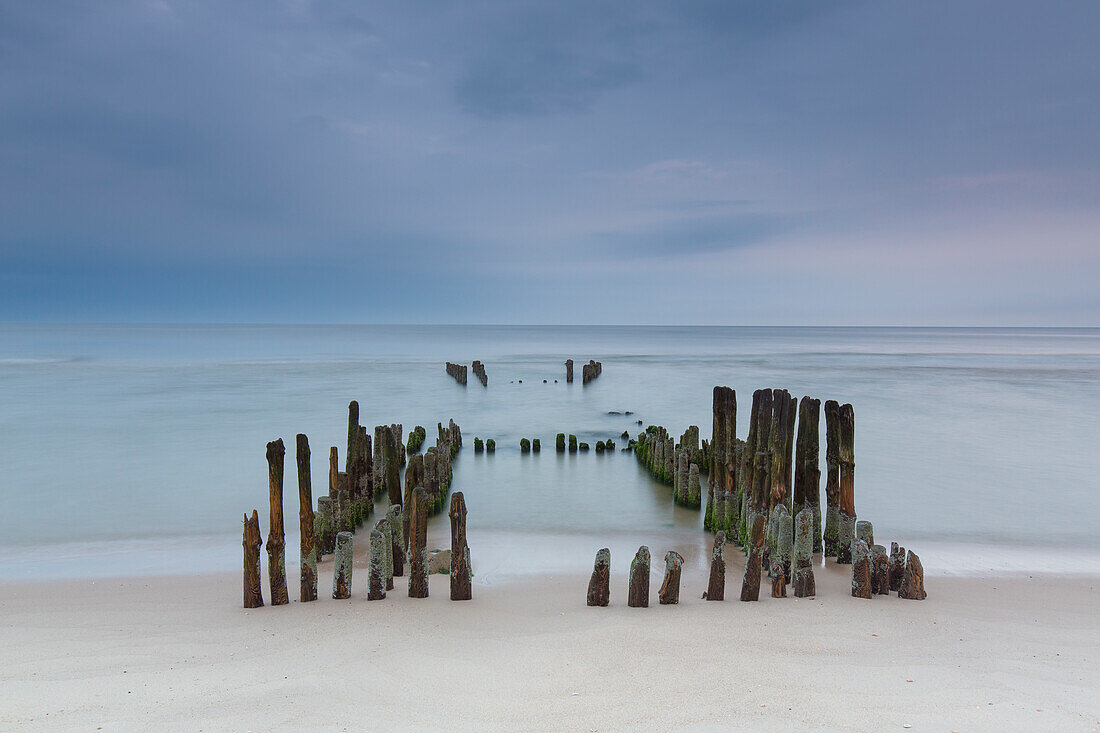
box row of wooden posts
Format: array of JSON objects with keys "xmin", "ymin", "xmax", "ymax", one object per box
[
  {"xmin": 242, "ymin": 403, "xmax": 465, "ymax": 608},
  {"xmin": 634, "ymin": 425, "xmax": 704, "ymax": 508},
  {"xmin": 563, "ymin": 358, "xmax": 602, "ymax": 384},
  {"xmin": 445, "ymin": 361, "xmax": 488, "ymax": 386}
]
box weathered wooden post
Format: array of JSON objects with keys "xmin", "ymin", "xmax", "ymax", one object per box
[
  {"xmin": 871, "ymin": 544, "xmax": 890, "ymax": 595},
  {"xmin": 556, "ymin": 433, "xmax": 566, "ymax": 452},
  {"xmin": 705, "ymin": 530, "xmax": 726, "ymax": 601},
  {"xmin": 296, "ymin": 434, "xmax": 317, "ymax": 603},
  {"xmin": 836, "ymin": 403, "xmax": 857, "ymax": 564},
  {"xmin": 627, "ymin": 546, "xmax": 650, "ymax": 608},
  {"xmin": 329, "ymin": 446, "xmax": 346, "ymax": 533},
  {"xmin": 770, "ymin": 566, "xmax": 786, "ymax": 598},
  {"xmin": 449, "ymin": 492, "xmax": 472, "ymax": 601},
  {"xmin": 898, "ymin": 550, "xmax": 927, "ymax": 600},
  {"xmin": 242, "ymin": 509, "xmax": 263, "ymax": 608},
  {"xmin": 408, "ymin": 487, "xmax": 429, "ymax": 598},
  {"xmin": 889, "ymin": 542, "xmax": 906, "ymax": 592},
  {"xmin": 332, "ymin": 531, "xmax": 353, "ymax": 599},
  {"xmin": 823, "ymin": 400, "xmax": 841, "ymax": 556},
  {"xmin": 658, "ymin": 551, "xmax": 684, "ymax": 605},
  {"xmin": 687, "ymin": 463, "xmax": 702, "ymax": 509},
  {"xmin": 775, "ymin": 505, "xmax": 793, "ymax": 583},
  {"xmin": 266, "ymin": 439, "xmax": 289, "ymax": 606},
  {"xmin": 381, "ymin": 426, "xmax": 402, "ymax": 507},
  {"xmin": 793, "ymin": 397, "xmax": 821, "ymax": 554},
  {"xmin": 387, "ymin": 504, "xmax": 404, "ymax": 577},
  {"xmin": 792, "ymin": 507, "xmax": 815, "ymax": 597},
  {"xmin": 851, "ymin": 539, "xmax": 872, "ymax": 599},
  {"xmin": 368, "ymin": 528, "xmax": 387, "ymax": 600},
  {"xmin": 316, "ymin": 496, "xmax": 334, "ymax": 555},
  {"xmin": 587, "ymin": 548, "xmax": 610, "ymax": 606},
  {"xmin": 740, "ymin": 514, "xmax": 765, "ymax": 601},
  {"xmin": 565, "ymin": 359, "xmax": 573, "ymax": 383},
  {"xmin": 377, "ymin": 516, "xmax": 394, "ymax": 591}
]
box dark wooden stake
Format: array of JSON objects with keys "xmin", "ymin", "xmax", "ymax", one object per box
[
  {"xmin": 836, "ymin": 403, "xmax": 856, "ymax": 564},
  {"xmin": 449, "ymin": 492, "xmax": 472, "ymax": 601},
  {"xmin": 587, "ymin": 548, "xmax": 610, "ymax": 606},
  {"xmin": 851, "ymin": 539, "xmax": 872, "ymax": 599},
  {"xmin": 242, "ymin": 509, "xmax": 263, "ymax": 608},
  {"xmin": 705, "ymin": 531, "xmax": 726, "ymax": 601},
  {"xmin": 627, "ymin": 546, "xmax": 650, "ymax": 608},
  {"xmin": 332, "ymin": 531, "xmax": 353, "ymax": 599},
  {"xmin": 387, "ymin": 504, "xmax": 404, "ymax": 577},
  {"xmin": 889, "ymin": 542, "xmax": 906, "ymax": 592},
  {"xmin": 823, "ymin": 400, "xmax": 841, "ymax": 556},
  {"xmin": 740, "ymin": 514, "xmax": 765, "ymax": 601},
  {"xmin": 296, "ymin": 434, "xmax": 316, "ymax": 603},
  {"xmin": 658, "ymin": 551, "xmax": 684, "ymax": 605},
  {"xmin": 367, "ymin": 527, "xmax": 387, "ymax": 600},
  {"xmin": 899, "ymin": 550, "xmax": 927, "ymax": 600},
  {"xmin": 266, "ymin": 439, "xmax": 289, "ymax": 606},
  {"xmin": 408, "ymin": 487, "xmax": 429, "ymax": 598},
  {"xmin": 793, "ymin": 396, "xmax": 821, "ymax": 554}
]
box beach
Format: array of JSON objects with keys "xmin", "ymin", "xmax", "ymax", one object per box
[{"xmin": 3, "ymin": 553, "xmax": 1097, "ymax": 731}]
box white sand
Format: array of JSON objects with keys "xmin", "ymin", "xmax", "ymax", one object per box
[{"xmin": 2, "ymin": 553, "xmax": 1098, "ymax": 731}]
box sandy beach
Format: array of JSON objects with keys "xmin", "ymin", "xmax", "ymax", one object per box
[{"xmin": 3, "ymin": 550, "xmax": 1097, "ymax": 732}]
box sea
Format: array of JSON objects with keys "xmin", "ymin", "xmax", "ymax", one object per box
[{"xmin": 1, "ymin": 324, "xmax": 1098, "ymax": 582}]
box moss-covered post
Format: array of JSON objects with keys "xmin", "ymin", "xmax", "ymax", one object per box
[
  {"xmin": 408, "ymin": 487, "xmax": 429, "ymax": 598},
  {"xmin": 532, "ymin": 438, "xmax": 541, "ymax": 452},
  {"xmin": 329, "ymin": 446, "xmax": 346, "ymax": 534},
  {"xmin": 823, "ymin": 400, "xmax": 842, "ymax": 556},
  {"xmin": 382, "ymin": 425, "xmax": 402, "ymax": 507},
  {"xmin": 265, "ymin": 439, "xmax": 289, "ymax": 606},
  {"xmin": 705, "ymin": 530, "xmax": 726, "ymax": 601},
  {"xmin": 316, "ymin": 496, "xmax": 334, "ymax": 555},
  {"xmin": 658, "ymin": 551, "xmax": 684, "ymax": 605},
  {"xmin": 587, "ymin": 548, "xmax": 610, "ymax": 606},
  {"xmin": 242, "ymin": 509, "xmax": 263, "ymax": 608},
  {"xmin": 793, "ymin": 397, "xmax": 821, "ymax": 554},
  {"xmin": 449, "ymin": 491, "xmax": 472, "ymax": 601},
  {"xmin": 889, "ymin": 542, "xmax": 906, "ymax": 592},
  {"xmin": 345, "ymin": 400, "xmax": 361, "ymax": 507},
  {"xmin": 740, "ymin": 514, "xmax": 765, "ymax": 602},
  {"xmin": 556, "ymin": 433, "xmax": 566, "ymax": 452},
  {"xmin": 871, "ymin": 544, "xmax": 890, "ymax": 595},
  {"xmin": 627, "ymin": 546, "xmax": 650, "ymax": 608},
  {"xmin": 376, "ymin": 516, "xmax": 394, "ymax": 591},
  {"xmin": 792, "ymin": 507, "xmax": 815, "ymax": 597},
  {"xmin": 851, "ymin": 539, "xmax": 872, "ymax": 598},
  {"xmin": 568, "ymin": 434, "xmax": 577, "ymax": 453},
  {"xmin": 836, "ymin": 403, "xmax": 856, "ymax": 564},
  {"xmin": 367, "ymin": 527, "xmax": 387, "ymax": 600},
  {"xmin": 296, "ymin": 434, "xmax": 316, "ymax": 603},
  {"xmin": 687, "ymin": 463, "xmax": 702, "ymax": 509},
  {"xmin": 332, "ymin": 531, "xmax": 353, "ymax": 599},
  {"xmin": 774, "ymin": 505, "xmax": 793, "ymax": 584},
  {"xmin": 899, "ymin": 550, "xmax": 927, "ymax": 600},
  {"xmin": 387, "ymin": 504, "xmax": 404, "ymax": 577}
]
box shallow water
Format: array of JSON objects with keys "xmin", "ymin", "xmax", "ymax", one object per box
[{"xmin": 1, "ymin": 324, "xmax": 1098, "ymax": 581}]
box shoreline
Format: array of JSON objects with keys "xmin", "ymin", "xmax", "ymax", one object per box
[{"xmin": 3, "ymin": 552, "xmax": 1098, "ymax": 730}]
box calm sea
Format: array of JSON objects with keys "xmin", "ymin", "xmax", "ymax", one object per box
[{"xmin": 1, "ymin": 324, "xmax": 1098, "ymax": 581}]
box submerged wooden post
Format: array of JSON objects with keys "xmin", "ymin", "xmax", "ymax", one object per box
[
  {"xmin": 823, "ymin": 400, "xmax": 841, "ymax": 556},
  {"xmin": 368, "ymin": 527, "xmax": 387, "ymax": 600},
  {"xmin": 792, "ymin": 507, "xmax": 815, "ymax": 598},
  {"xmin": 387, "ymin": 504, "xmax": 404, "ymax": 577},
  {"xmin": 565, "ymin": 359, "xmax": 573, "ymax": 383},
  {"xmin": 658, "ymin": 551, "xmax": 684, "ymax": 605},
  {"xmin": 587, "ymin": 548, "xmax": 610, "ymax": 606},
  {"xmin": 408, "ymin": 487, "xmax": 429, "ymax": 598},
  {"xmin": 740, "ymin": 514, "xmax": 765, "ymax": 601},
  {"xmin": 793, "ymin": 397, "xmax": 822, "ymax": 554},
  {"xmin": 899, "ymin": 550, "xmax": 927, "ymax": 600},
  {"xmin": 266, "ymin": 439, "xmax": 289, "ymax": 606},
  {"xmin": 705, "ymin": 530, "xmax": 726, "ymax": 601},
  {"xmin": 449, "ymin": 492, "xmax": 472, "ymax": 601},
  {"xmin": 628, "ymin": 546, "xmax": 650, "ymax": 608},
  {"xmin": 296, "ymin": 434, "xmax": 317, "ymax": 603},
  {"xmin": 836, "ymin": 403, "xmax": 857, "ymax": 564},
  {"xmin": 332, "ymin": 531, "xmax": 353, "ymax": 599},
  {"xmin": 242, "ymin": 509, "xmax": 263, "ymax": 608}
]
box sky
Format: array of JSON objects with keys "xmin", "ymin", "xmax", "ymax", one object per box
[{"xmin": 1, "ymin": 0, "xmax": 1098, "ymax": 325}]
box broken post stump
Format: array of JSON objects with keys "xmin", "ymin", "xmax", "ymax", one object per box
[
  {"xmin": 266, "ymin": 439, "xmax": 289, "ymax": 606},
  {"xmin": 332, "ymin": 531, "xmax": 353, "ymax": 599},
  {"xmin": 587, "ymin": 548, "xmax": 610, "ymax": 606},
  {"xmin": 242, "ymin": 509, "xmax": 263, "ymax": 608},
  {"xmin": 296, "ymin": 434, "xmax": 317, "ymax": 603},
  {"xmin": 628, "ymin": 546, "xmax": 650, "ymax": 608},
  {"xmin": 871, "ymin": 544, "xmax": 890, "ymax": 595},
  {"xmin": 889, "ymin": 542, "xmax": 906, "ymax": 592},
  {"xmin": 449, "ymin": 492, "xmax": 472, "ymax": 601},
  {"xmin": 851, "ymin": 539, "xmax": 872, "ymax": 599},
  {"xmin": 898, "ymin": 550, "xmax": 927, "ymax": 600},
  {"xmin": 770, "ymin": 564, "xmax": 786, "ymax": 598},
  {"xmin": 705, "ymin": 531, "xmax": 726, "ymax": 601},
  {"xmin": 368, "ymin": 528, "xmax": 387, "ymax": 600},
  {"xmin": 408, "ymin": 487, "xmax": 429, "ymax": 598},
  {"xmin": 658, "ymin": 551, "xmax": 684, "ymax": 605},
  {"xmin": 565, "ymin": 359, "xmax": 573, "ymax": 383}
]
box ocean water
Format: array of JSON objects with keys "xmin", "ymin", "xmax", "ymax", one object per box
[{"xmin": 1, "ymin": 324, "xmax": 1099, "ymax": 581}]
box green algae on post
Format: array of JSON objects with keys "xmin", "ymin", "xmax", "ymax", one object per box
[{"xmin": 332, "ymin": 531, "xmax": 353, "ymax": 599}]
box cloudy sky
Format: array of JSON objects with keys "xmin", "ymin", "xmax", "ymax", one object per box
[{"xmin": 1, "ymin": 0, "xmax": 1097, "ymax": 324}]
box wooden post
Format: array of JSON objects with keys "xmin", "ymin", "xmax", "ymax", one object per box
[
  {"xmin": 889, "ymin": 542, "xmax": 906, "ymax": 592},
  {"xmin": 587, "ymin": 548, "xmax": 610, "ymax": 606},
  {"xmin": 408, "ymin": 487, "xmax": 429, "ymax": 598},
  {"xmin": 705, "ymin": 530, "xmax": 726, "ymax": 601},
  {"xmin": 242, "ymin": 509, "xmax": 263, "ymax": 608},
  {"xmin": 627, "ymin": 546, "xmax": 650, "ymax": 608},
  {"xmin": 266, "ymin": 439, "xmax": 289, "ymax": 606},
  {"xmin": 899, "ymin": 550, "xmax": 927, "ymax": 600},
  {"xmin": 368, "ymin": 527, "xmax": 387, "ymax": 600},
  {"xmin": 382, "ymin": 426, "xmax": 402, "ymax": 507},
  {"xmin": 823, "ymin": 400, "xmax": 841, "ymax": 556},
  {"xmin": 774, "ymin": 505, "xmax": 793, "ymax": 583},
  {"xmin": 793, "ymin": 397, "xmax": 821, "ymax": 554},
  {"xmin": 332, "ymin": 531, "xmax": 353, "ymax": 599},
  {"xmin": 296, "ymin": 434, "xmax": 316, "ymax": 603},
  {"xmin": 565, "ymin": 359, "xmax": 573, "ymax": 383},
  {"xmin": 770, "ymin": 566, "xmax": 786, "ymax": 597},
  {"xmin": 449, "ymin": 492, "xmax": 472, "ymax": 601},
  {"xmin": 792, "ymin": 507, "xmax": 815, "ymax": 597},
  {"xmin": 871, "ymin": 544, "xmax": 890, "ymax": 595},
  {"xmin": 658, "ymin": 551, "xmax": 684, "ymax": 605},
  {"xmin": 851, "ymin": 540, "xmax": 872, "ymax": 599},
  {"xmin": 329, "ymin": 446, "xmax": 345, "ymax": 534},
  {"xmin": 377, "ymin": 517, "xmax": 394, "ymax": 591},
  {"xmin": 387, "ymin": 504, "xmax": 404, "ymax": 577},
  {"xmin": 836, "ymin": 403, "xmax": 856, "ymax": 563},
  {"xmin": 740, "ymin": 514, "xmax": 765, "ymax": 601}
]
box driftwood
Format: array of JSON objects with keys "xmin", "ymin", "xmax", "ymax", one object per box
[
  {"xmin": 587, "ymin": 548, "xmax": 610, "ymax": 606},
  {"xmin": 658, "ymin": 551, "xmax": 684, "ymax": 605},
  {"xmin": 332, "ymin": 531, "xmax": 353, "ymax": 599},
  {"xmin": 266, "ymin": 439, "xmax": 289, "ymax": 606},
  {"xmin": 242, "ymin": 509, "xmax": 263, "ymax": 608},
  {"xmin": 408, "ymin": 487, "xmax": 429, "ymax": 598},
  {"xmin": 627, "ymin": 546, "xmax": 650, "ymax": 608},
  {"xmin": 704, "ymin": 531, "xmax": 726, "ymax": 601},
  {"xmin": 449, "ymin": 492, "xmax": 472, "ymax": 601},
  {"xmin": 296, "ymin": 434, "xmax": 317, "ymax": 603}
]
